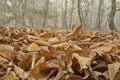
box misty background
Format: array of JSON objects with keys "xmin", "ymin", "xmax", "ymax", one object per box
[{"xmin": 0, "ymin": 0, "xmax": 120, "ymax": 31}]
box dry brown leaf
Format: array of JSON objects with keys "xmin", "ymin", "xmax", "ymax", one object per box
[
  {"xmin": 40, "ymin": 46, "xmax": 50, "ymax": 52},
  {"xmin": 40, "ymin": 32, "xmax": 53, "ymax": 38},
  {"xmin": 0, "ymin": 44, "xmax": 14, "ymax": 51},
  {"xmin": 0, "ymin": 71, "xmax": 18, "ymax": 80},
  {"xmin": 103, "ymin": 71, "xmax": 109, "ymax": 79},
  {"xmin": 14, "ymin": 65, "xmax": 28, "ymax": 79},
  {"xmin": 52, "ymin": 43, "xmax": 70, "ymax": 50},
  {"xmin": 73, "ymin": 24, "xmax": 82, "ymax": 36},
  {"xmin": 17, "ymin": 53, "xmax": 32, "ymax": 71},
  {"xmin": 27, "ymin": 36, "xmax": 51, "ymax": 46},
  {"xmin": 67, "ymin": 74, "xmax": 84, "ymax": 80},
  {"xmin": 83, "ymin": 33, "xmax": 92, "ymax": 38},
  {"xmin": 72, "ymin": 44, "xmax": 82, "ymax": 51},
  {"xmin": 72, "ymin": 53, "xmax": 92, "ymax": 70},
  {"xmin": 48, "ymin": 37, "xmax": 60, "ymax": 44},
  {"xmin": 108, "ymin": 62, "xmax": 120, "ymax": 80},
  {"xmin": 90, "ymin": 42, "xmax": 112, "ymax": 52},
  {"xmin": 28, "ymin": 62, "xmax": 51, "ymax": 80},
  {"xmin": 0, "ymin": 44, "xmax": 16, "ymax": 60},
  {"xmin": 0, "ymin": 56, "xmax": 9, "ymax": 64}
]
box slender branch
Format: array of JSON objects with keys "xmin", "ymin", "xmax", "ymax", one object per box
[{"xmin": 87, "ymin": 65, "xmax": 98, "ymax": 80}]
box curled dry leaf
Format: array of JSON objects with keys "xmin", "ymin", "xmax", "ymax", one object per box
[
  {"xmin": 28, "ymin": 62, "xmax": 52, "ymax": 80},
  {"xmin": 90, "ymin": 42, "xmax": 112, "ymax": 52},
  {"xmin": 72, "ymin": 53, "xmax": 92, "ymax": 70},
  {"xmin": 17, "ymin": 53, "xmax": 32, "ymax": 71},
  {"xmin": 0, "ymin": 44, "xmax": 16, "ymax": 60},
  {"xmin": 0, "ymin": 71, "xmax": 18, "ymax": 80},
  {"xmin": 73, "ymin": 24, "xmax": 82, "ymax": 36},
  {"xmin": 53, "ymin": 68, "xmax": 64, "ymax": 80},
  {"xmin": 52, "ymin": 43, "xmax": 70, "ymax": 50},
  {"xmin": 48, "ymin": 37, "xmax": 60, "ymax": 44},
  {"xmin": 72, "ymin": 45, "xmax": 82, "ymax": 51},
  {"xmin": 27, "ymin": 37, "xmax": 51, "ymax": 46},
  {"xmin": 40, "ymin": 32, "xmax": 53, "ymax": 38},
  {"xmin": 40, "ymin": 46, "xmax": 50, "ymax": 52},
  {"xmin": 108, "ymin": 62, "xmax": 120, "ymax": 80},
  {"xmin": 14, "ymin": 65, "xmax": 28, "ymax": 79},
  {"xmin": 67, "ymin": 74, "xmax": 84, "ymax": 80},
  {"xmin": 0, "ymin": 44, "xmax": 14, "ymax": 51}
]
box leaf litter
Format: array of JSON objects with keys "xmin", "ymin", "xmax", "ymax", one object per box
[{"xmin": 0, "ymin": 25, "xmax": 120, "ymax": 80}]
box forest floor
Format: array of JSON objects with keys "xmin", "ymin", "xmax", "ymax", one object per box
[{"xmin": 0, "ymin": 25, "xmax": 120, "ymax": 80}]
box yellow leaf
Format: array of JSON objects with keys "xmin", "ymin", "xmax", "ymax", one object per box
[
  {"xmin": 41, "ymin": 38, "xmax": 48, "ymax": 41},
  {"xmin": 84, "ymin": 33, "xmax": 92, "ymax": 38},
  {"xmin": 27, "ymin": 43, "xmax": 40, "ymax": 51},
  {"xmin": 40, "ymin": 32, "xmax": 53, "ymax": 38},
  {"xmin": 73, "ymin": 24, "xmax": 82, "ymax": 36}
]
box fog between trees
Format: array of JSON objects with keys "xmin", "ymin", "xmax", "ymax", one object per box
[{"xmin": 0, "ymin": 0, "xmax": 120, "ymax": 31}]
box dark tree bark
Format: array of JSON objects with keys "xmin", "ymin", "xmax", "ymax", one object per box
[
  {"xmin": 96, "ymin": 0, "xmax": 103, "ymax": 30},
  {"xmin": 108, "ymin": 0, "xmax": 117, "ymax": 31},
  {"xmin": 69, "ymin": 0, "xmax": 74, "ymax": 29},
  {"xmin": 77, "ymin": 0, "xmax": 82, "ymax": 24},
  {"xmin": 77, "ymin": 0, "xmax": 86, "ymax": 28},
  {"xmin": 63, "ymin": 0, "xmax": 67, "ymax": 28},
  {"xmin": 42, "ymin": 0, "xmax": 49, "ymax": 27}
]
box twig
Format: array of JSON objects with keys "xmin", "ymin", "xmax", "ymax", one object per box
[{"xmin": 87, "ymin": 64, "xmax": 98, "ymax": 80}]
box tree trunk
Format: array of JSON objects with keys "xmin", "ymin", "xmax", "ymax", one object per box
[
  {"xmin": 21, "ymin": 0, "xmax": 27, "ymax": 26},
  {"xmin": 63, "ymin": 0, "xmax": 67, "ymax": 28},
  {"xmin": 42, "ymin": 0, "xmax": 49, "ymax": 27},
  {"xmin": 77, "ymin": 0, "xmax": 82, "ymax": 24},
  {"xmin": 96, "ymin": 0, "xmax": 103, "ymax": 30},
  {"xmin": 69, "ymin": 0, "xmax": 74, "ymax": 29},
  {"xmin": 108, "ymin": 0, "xmax": 117, "ymax": 31}
]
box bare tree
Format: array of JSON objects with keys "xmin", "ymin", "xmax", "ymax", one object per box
[
  {"xmin": 78, "ymin": 0, "xmax": 83, "ymax": 24},
  {"xmin": 42, "ymin": 0, "xmax": 49, "ymax": 27},
  {"xmin": 21, "ymin": 0, "xmax": 27, "ymax": 26},
  {"xmin": 69, "ymin": 0, "xmax": 75, "ymax": 28},
  {"xmin": 96, "ymin": 0, "xmax": 104, "ymax": 30},
  {"xmin": 62, "ymin": 0, "xmax": 67, "ymax": 28},
  {"xmin": 108, "ymin": 0, "xmax": 117, "ymax": 31}
]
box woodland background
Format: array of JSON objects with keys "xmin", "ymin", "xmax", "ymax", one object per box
[{"xmin": 0, "ymin": 0, "xmax": 120, "ymax": 31}]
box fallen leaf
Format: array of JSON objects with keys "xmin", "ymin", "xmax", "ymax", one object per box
[
  {"xmin": 72, "ymin": 45, "xmax": 82, "ymax": 51},
  {"xmin": 73, "ymin": 24, "xmax": 82, "ymax": 36},
  {"xmin": 17, "ymin": 53, "xmax": 32, "ymax": 71},
  {"xmin": 28, "ymin": 62, "xmax": 52, "ymax": 80},
  {"xmin": 90, "ymin": 42, "xmax": 112, "ymax": 52},
  {"xmin": 72, "ymin": 53, "xmax": 92, "ymax": 70},
  {"xmin": 108, "ymin": 62, "xmax": 120, "ymax": 80},
  {"xmin": 27, "ymin": 43, "xmax": 40, "ymax": 51},
  {"xmin": 40, "ymin": 32, "xmax": 53, "ymax": 38},
  {"xmin": 48, "ymin": 37, "xmax": 60, "ymax": 44},
  {"xmin": 0, "ymin": 71, "xmax": 18, "ymax": 80},
  {"xmin": 52, "ymin": 43, "xmax": 70, "ymax": 50},
  {"xmin": 67, "ymin": 74, "xmax": 84, "ymax": 80},
  {"xmin": 14, "ymin": 65, "xmax": 28, "ymax": 79},
  {"xmin": 0, "ymin": 44, "xmax": 16, "ymax": 60}
]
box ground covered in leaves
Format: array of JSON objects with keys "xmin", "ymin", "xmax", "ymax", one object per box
[{"xmin": 0, "ymin": 25, "xmax": 120, "ymax": 80}]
